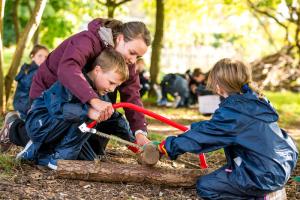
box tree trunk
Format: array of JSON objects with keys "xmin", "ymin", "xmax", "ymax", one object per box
[
  {"xmin": 32, "ymin": 26, "xmax": 39, "ymax": 45},
  {"xmin": 149, "ymin": 0, "xmax": 164, "ymax": 97},
  {"xmin": 4, "ymin": 0, "xmax": 47, "ymax": 103},
  {"xmin": 26, "ymin": 0, "xmax": 39, "ymax": 46},
  {"xmin": 295, "ymin": 9, "xmax": 300, "ymax": 66},
  {"xmin": 57, "ymin": 160, "xmax": 209, "ymax": 187},
  {"xmin": 12, "ymin": 0, "xmax": 20, "ymax": 43},
  {"xmin": 0, "ymin": 0, "xmax": 6, "ymax": 114},
  {"xmin": 107, "ymin": 5, "xmax": 115, "ymax": 18},
  {"xmin": 102, "ymin": 0, "xmax": 131, "ymax": 18}
]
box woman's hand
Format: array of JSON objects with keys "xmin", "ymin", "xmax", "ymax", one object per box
[
  {"xmin": 135, "ymin": 133, "xmax": 151, "ymax": 146},
  {"xmin": 89, "ymin": 98, "xmax": 114, "ymax": 122}
]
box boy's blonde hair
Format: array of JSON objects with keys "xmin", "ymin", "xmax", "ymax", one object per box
[
  {"xmin": 207, "ymin": 58, "xmax": 261, "ymax": 95},
  {"xmin": 92, "ymin": 48, "xmax": 129, "ymax": 82}
]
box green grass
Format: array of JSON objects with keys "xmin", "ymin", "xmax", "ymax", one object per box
[
  {"xmin": 264, "ymin": 91, "xmax": 300, "ymax": 128},
  {"xmin": 148, "ymin": 132, "xmax": 166, "ymax": 141},
  {"xmin": 0, "ymin": 154, "xmax": 19, "ymax": 174}
]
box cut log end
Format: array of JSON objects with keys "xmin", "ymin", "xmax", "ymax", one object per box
[{"xmin": 137, "ymin": 143, "xmax": 160, "ymax": 166}]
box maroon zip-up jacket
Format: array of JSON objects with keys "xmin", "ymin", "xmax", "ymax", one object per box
[{"xmin": 30, "ymin": 18, "xmax": 147, "ymax": 132}]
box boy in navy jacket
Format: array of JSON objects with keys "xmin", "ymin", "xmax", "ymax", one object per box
[
  {"xmin": 17, "ymin": 48, "xmax": 134, "ymax": 170},
  {"xmin": 156, "ymin": 58, "xmax": 298, "ymax": 199}
]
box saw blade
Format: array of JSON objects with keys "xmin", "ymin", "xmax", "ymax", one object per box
[{"xmin": 93, "ymin": 130, "xmax": 142, "ymax": 150}]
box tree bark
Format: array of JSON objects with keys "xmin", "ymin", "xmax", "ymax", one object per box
[
  {"xmin": 4, "ymin": 0, "xmax": 47, "ymax": 103},
  {"xmin": 107, "ymin": 5, "xmax": 115, "ymax": 18},
  {"xmin": 57, "ymin": 160, "xmax": 209, "ymax": 187},
  {"xmin": 12, "ymin": 0, "xmax": 20, "ymax": 43},
  {"xmin": 32, "ymin": 26, "xmax": 39, "ymax": 45},
  {"xmin": 26, "ymin": 0, "xmax": 39, "ymax": 46},
  {"xmin": 0, "ymin": 0, "xmax": 6, "ymax": 114},
  {"xmin": 149, "ymin": 0, "xmax": 164, "ymax": 97}
]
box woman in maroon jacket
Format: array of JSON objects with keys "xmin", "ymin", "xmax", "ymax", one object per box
[{"xmin": 0, "ymin": 18, "xmax": 151, "ymax": 152}]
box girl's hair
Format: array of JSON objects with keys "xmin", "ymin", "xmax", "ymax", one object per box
[
  {"xmin": 102, "ymin": 19, "xmax": 151, "ymax": 46},
  {"xmin": 92, "ymin": 48, "xmax": 129, "ymax": 82},
  {"xmin": 207, "ymin": 58, "xmax": 262, "ymax": 96},
  {"xmin": 29, "ymin": 44, "xmax": 49, "ymax": 58}
]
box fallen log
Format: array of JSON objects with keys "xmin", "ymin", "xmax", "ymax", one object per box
[{"xmin": 56, "ymin": 160, "xmax": 210, "ymax": 187}]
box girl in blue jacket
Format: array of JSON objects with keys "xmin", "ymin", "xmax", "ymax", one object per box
[
  {"xmin": 156, "ymin": 58, "xmax": 298, "ymax": 199},
  {"xmin": 13, "ymin": 45, "xmax": 49, "ymax": 119}
]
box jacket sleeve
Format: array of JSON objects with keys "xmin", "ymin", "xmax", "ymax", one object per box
[
  {"xmin": 57, "ymin": 34, "xmax": 99, "ymax": 104},
  {"xmin": 15, "ymin": 65, "xmax": 26, "ymax": 81},
  {"xmin": 165, "ymin": 106, "xmax": 241, "ymax": 160},
  {"xmin": 118, "ymin": 64, "xmax": 147, "ymax": 132}
]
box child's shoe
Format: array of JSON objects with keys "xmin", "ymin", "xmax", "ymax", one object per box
[
  {"xmin": 157, "ymin": 99, "xmax": 167, "ymax": 106},
  {"xmin": 36, "ymin": 153, "xmax": 58, "ymax": 170},
  {"xmin": 0, "ymin": 111, "xmax": 20, "ymax": 152},
  {"xmin": 153, "ymin": 84, "xmax": 162, "ymax": 102},
  {"xmin": 16, "ymin": 140, "xmax": 37, "ymax": 161},
  {"xmin": 36, "ymin": 153, "xmax": 51, "ymax": 166},
  {"xmin": 173, "ymin": 96, "xmax": 182, "ymax": 108},
  {"xmin": 47, "ymin": 155, "xmax": 58, "ymax": 170}
]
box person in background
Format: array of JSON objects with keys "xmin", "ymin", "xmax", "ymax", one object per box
[
  {"xmin": 154, "ymin": 58, "xmax": 298, "ymax": 199},
  {"xmin": 136, "ymin": 58, "xmax": 150, "ymax": 98},
  {"xmin": 13, "ymin": 45, "xmax": 49, "ymax": 119},
  {"xmin": 189, "ymin": 68, "xmax": 213, "ymax": 106},
  {"xmin": 188, "ymin": 68, "xmax": 206, "ymax": 105},
  {"xmin": 157, "ymin": 73, "xmax": 190, "ymax": 108}
]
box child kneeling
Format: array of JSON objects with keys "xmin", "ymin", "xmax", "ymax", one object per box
[
  {"xmin": 155, "ymin": 58, "xmax": 298, "ymax": 199},
  {"xmin": 13, "ymin": 45, "xmax": 49, "ymax": 119},
  {"xmin": 16, "ymin": 48, "xmax": 134, "ymax": 170}
]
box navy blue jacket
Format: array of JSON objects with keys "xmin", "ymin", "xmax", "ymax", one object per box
[
  {"xmin": 13, "ymin": 62, "xmax": 39, "ymax": 119},
  {"xmin": 26, "ymin": 74, "xmax": 133, "ymax": 144},
  {"xmin": 26, "ymin": 80, "xmax": 89, "ymax": 144},
  {"xmin": 165, "ymin": 91, "xmax": 298, "ymax": 191}
]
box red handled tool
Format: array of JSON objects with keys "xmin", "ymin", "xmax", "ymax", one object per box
[{"xmin": 87, "ymin": 102, "xmax": 208, "ymax": 169}]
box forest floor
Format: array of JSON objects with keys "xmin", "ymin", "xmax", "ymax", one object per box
[{"xmin": 0, "ymin": 103, "xmax": 299, "ymax": 200}]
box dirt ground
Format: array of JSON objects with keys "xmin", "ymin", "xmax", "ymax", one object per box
[
  {"xmin": 0, "ymin": 105, "xmax": 299, "ymax": 199},
  {"xmin": 0, "ymin": 145, "xmax": 299, "ymax": 200}
]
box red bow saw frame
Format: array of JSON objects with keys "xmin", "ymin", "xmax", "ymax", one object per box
[{"xmin": 86, "ymin": 102, "xmax": 208, "ymax": 169}]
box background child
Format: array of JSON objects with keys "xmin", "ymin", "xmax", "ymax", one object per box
[
  {"xmin": 155, "ymin": 58, "xmax": 298, "ymax": 199},
  {"xmin": 16, "ymin": 48, "xmax": 134, "ymax": 170},
  {"xmin": 188, "ymin": 68, "xmax": 212, "ymax": 105},
  {"xmin": 136, "ymin": 58, "xmax": 150, "ymax": 98},
  {"xmin": 157, "ymin": 73, "xmax": 190, "ymax": 108},
  {"xmin": 13, "ymin": 44, "xmax": 49, "ymax": 119}
]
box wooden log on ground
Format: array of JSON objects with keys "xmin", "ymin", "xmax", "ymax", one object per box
[{"xmin": 56, "ymin": 160, "xmax": 210, "ymax": 187}]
